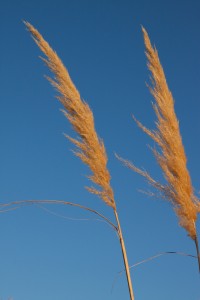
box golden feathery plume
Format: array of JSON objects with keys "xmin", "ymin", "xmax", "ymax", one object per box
[
  {"xmin": 119, "ymin": 27, "xmax": 200, "ymax": 270},
  {"xmin": 24, "ymin": 21, "xmax": 115, "ymax": 209},
  {"xmin": 25, "ymin": 22, "xmax": 135, "ymax": 298}
]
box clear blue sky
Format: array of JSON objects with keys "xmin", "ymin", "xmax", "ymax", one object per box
[{"xmin": 0, "ymin": 0, "xmax": 200, "ymax": 299}]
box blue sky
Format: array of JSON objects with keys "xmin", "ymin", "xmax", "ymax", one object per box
[{"xmin": 0, "ymin": 0, "xmax": 200, "ymax": 299}]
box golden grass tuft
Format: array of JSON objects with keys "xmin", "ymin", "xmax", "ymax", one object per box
[
  {"xmin": 119, "ymin": 28, "xmax": 200, "ymax": 262},
  {"xmin": 24, "ymin": 21, "xmax": 115, "ymax": 209},
  {"xmin": 25, "ymin": 22, "xmax": 135, "ymax": 298}
]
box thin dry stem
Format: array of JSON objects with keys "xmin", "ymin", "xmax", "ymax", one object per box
[
  {"xmin": 24, "ymin": 21, "xmax": 115, "ymax": 209},
  {"xmin": 114, "ymin": 209, "xmax": 135, "ymax": 300},
  {"xmin": 194, "ymin": 234, "xmax": 200, "ymax": 272}
]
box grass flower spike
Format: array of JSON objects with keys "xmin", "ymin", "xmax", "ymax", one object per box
[
  {"xmin": 24, "ymin": 21, "xmax": 115, "ymax": 209},
  {"xmin": 25, "ymin": 21, "xmax": 135, "ymax": 299},
  {"xmin": 119, "ymin": 27, "xmax": 200, "ymax": 270}
]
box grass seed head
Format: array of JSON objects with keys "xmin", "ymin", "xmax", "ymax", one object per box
[
  {"xmin": 120, "ymin": 27, "xmax": 199, "ymax": 240},
  {"xmin": 25, "ymin": 21, "xmax": 115, "ymax": 209}
]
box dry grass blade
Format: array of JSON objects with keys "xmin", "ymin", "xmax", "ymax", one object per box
[
  {"xmin": 112, "ymin": 250, "xmax": 197, "ymax": 292},
  {"xmin": 24, "ymin": 21, "xmax": 115, "ymax": 209},
  {"xmin": 120, "ymin": 27, "xmax": 200, "ymax": 270},
  {"xmin": 0, "ymin": 199, "xmax": 117, "ymax": 230}
]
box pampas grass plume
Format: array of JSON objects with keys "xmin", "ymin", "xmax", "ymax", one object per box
[
  {"xmin": 118, "ymin": 27, "xmax": 200, "ymax": 270},
  {"xmin": 24, "ymin": 21, "xmax": 115, "ymax": 209},
  {"xmin": 24, "ymin": 21, "xmax": 135, "ymax": 299}
]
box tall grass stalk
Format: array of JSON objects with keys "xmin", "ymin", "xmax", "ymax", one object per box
[
  {"xmin": 24, "ymin": 22, "xmax": 135, "ymax": 299},
  {"xmin": 118, "ymin": 27, "xmax": 200, "ymax": 271}
]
